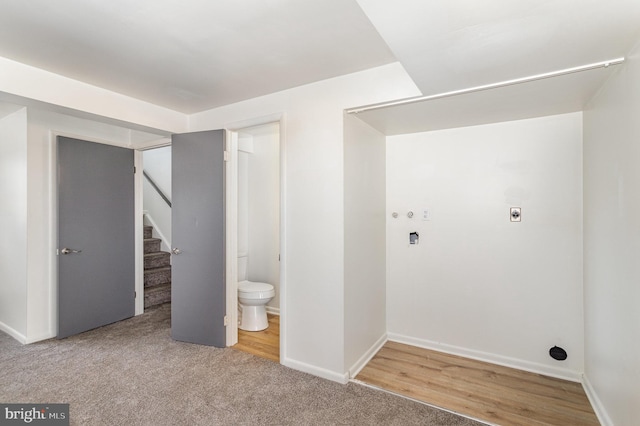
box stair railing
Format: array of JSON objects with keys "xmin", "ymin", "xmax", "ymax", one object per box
[{"xmin": 143, "ymin": 170, "xmax": 171, "ymax": 208}]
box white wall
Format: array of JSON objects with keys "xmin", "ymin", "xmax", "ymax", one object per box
[
  {"xmin": 343, "ymin": 113, "xmax": 387, "ymax": 376},
  {"xmin": 0, "ymin": 107, "xmax": 28, "ymax": 341},
  {"xmin": 386, "ymin": 113, "xmax": 584, "ymax": 380},
  {"xmin": 583, "ymin": 40, "xmax": 640, "ymax": 426},
  {"xmin": 143, "ymin": 147, "xmax": 172, "ymax": 200},
  {"xmin": 0, "ymin": 56, "xmax": 187, "ymax": 134},
  {"xmin": 243, "ymin": 124, "xmax": 280, "ymax": 310},
  {"xmin": 143, "ymin": 146, "xmax": 172, "ymax": 250},
  {"xmin": 189, "ymin": 62, "xmax": 420, "ymax": 381},
  {"xmin": 238, "ymin": 140, "xmax": 250, "ymax": 257}
]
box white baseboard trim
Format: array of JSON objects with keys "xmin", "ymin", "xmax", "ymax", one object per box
[
  {"xmin": 582, "ymin": 374, "xmax": 613, "ymax": 426},
  {"xmin": 348, "ymin": 333, "xmax": 387, "ymax": 379},
  {"xmin": 25, "ymin": 331, "xmax": 56, "ymax": 344},
  {"xmin": 282, "ymin": 357, "xmax": 349, "ymax": 384},
  {"xmin": 266, "ymin": 306, "xmax": 280, "ymax": 315},
  {"xmin": 0, "ymin": 321, "xmax": 55, "ymax": 344},
  {"xmin": 0, "ymin": 321, "xmax": 27, "ymax": 344},
  {"xmin": 388, "ymin": 332, "xmax": 582, "ymax": 383}
]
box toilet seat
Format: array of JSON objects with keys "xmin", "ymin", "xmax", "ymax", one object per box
[{"xmin": 238, "ymin": 280, "xmax": 275, "ymax": 299}]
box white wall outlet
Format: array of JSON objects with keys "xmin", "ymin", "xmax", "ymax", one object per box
[{"xmin": 422, "ymin": 208, "xmax": 431, "ymax": 221}]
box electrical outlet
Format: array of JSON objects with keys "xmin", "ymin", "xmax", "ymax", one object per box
[
  {"xmin": 409, "ymin": 232, "xmax": 419, "ymax": 244},
  {"xmin": 510, "ymin": 207, "xmax": 521, "ymax": 222}
]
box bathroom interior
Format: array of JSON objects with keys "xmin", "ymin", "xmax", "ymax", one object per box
[
  {"xmin": 142, "ymin": 121, "xmax": 281, "ymax": 361},
  {"xmin": 234, "ymin": 122, "xmax": 281, "ymax": 361}
]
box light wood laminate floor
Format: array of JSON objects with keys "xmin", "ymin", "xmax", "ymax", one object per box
[
  {"xmin": 232, "ymin": 314, "xmax": 280, "ymax": 362},
  {"xmin": 356, "ymin": 341, "xmax": 599, "ymax": 426}
]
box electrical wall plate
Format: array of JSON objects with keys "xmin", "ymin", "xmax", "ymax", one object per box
[
  {"xmin": 510, "ymin": 207, "xmax": 522, "ymax": 222},
  {"xmin": 409, "ymin": 231, "xmax": 419, "ymax": 244}
]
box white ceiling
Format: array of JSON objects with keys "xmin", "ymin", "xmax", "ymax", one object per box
[
  {"xmin": 357, "ymin": 0, "xmax": 640, "ymax": 96},
  {"xmin": 349, "ymin": 0, "xmax": 640, "ymax": 133},
  {"xmin": 0, "ymin": 0, "xmax": 395, "ymax": 113},
  {"xmin": 1, "ymin": 0, "xmax": 639, "ymax": 129},
  {"xmin": 350, "ymin": 64, "xmax": 618, "ymax": 135}
]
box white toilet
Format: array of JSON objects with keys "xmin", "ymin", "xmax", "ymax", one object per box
[{"xmin": 237, "ymin": 256, "xmax": 275, "ymax": 331}]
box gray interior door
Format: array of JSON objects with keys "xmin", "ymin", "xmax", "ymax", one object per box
[
  {"xmin": 171, "ymin": 130, "xmax": 226, "ymax": 347},
  {"xmin": 57, "ymin": 136, "xmax": 135, "ymax": 339}
]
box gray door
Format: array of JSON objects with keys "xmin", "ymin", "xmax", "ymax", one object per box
[
  {"xmin": 57, "ymin": 136, "xmax": 135, "ymax": 339},
  {"xmin": 171, "ymin": 130, "xmax": 226, "ymax": 347}
]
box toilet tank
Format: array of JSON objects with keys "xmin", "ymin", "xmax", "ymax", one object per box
[{"xmin": 237, "ymin": 255, "xmax": 248, "ymax": 281}]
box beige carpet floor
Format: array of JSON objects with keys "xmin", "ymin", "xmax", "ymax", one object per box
[{"xmin": 0, "ymin": 304, "xmax": 482, "ymax": 425}]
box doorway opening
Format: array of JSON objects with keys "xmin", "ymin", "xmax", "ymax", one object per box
[
  {"xmin": 227, "ymin": 121, "xmax": 283, "ymax": 362},
  {"xmin": 141, "ymin": 145, "xmax": 172, "ymax": 312},
  {"xmin": 135, "ymin": 119, "xmax": 284, "ymax": 355}
]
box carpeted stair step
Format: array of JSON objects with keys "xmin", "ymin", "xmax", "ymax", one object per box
[
  {"xmin": 144, "ymin": 225, "xmax": 153, "ymax": 239},
  {"xmin": 143, "ymin": 223, "xmax": 171, "ymax": 310},
  {"xmin": 144, "ymin": 283, "xmax": 171, "ymax": 308},
  {"xmin": 144, "ymin": 266, "xmax": 171, "ymax": 288},
  {"xmin": 144, "ymin": 251, "xmax": 171, "ymax": 269},
  {"xmin": 144, "ymin": 238, "xmax": 162, "ymax": 254}
]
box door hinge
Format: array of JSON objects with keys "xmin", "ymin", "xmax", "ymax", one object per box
[
  {"xmin": 224, "ymin": 315, "xmax": 229, "ymax": 326},
  {"xmin": 224, "ymin": 151, "xmax": 229, "ymax": 162},
  {"xmin": 134, "ymin": 166, "xmax": 137, "ymax": 173},
  {"xmin": 134, "ymin": 291, "xmax": 137, "ymax": 299}
]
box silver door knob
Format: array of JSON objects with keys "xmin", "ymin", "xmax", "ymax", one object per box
[
  {"xmin": 172, "ymin": 248, "xmax": 182, "ymax": 255},
  {"xmin": 60, "ymin": 248, "xmax": 82, "ymax": 255}
]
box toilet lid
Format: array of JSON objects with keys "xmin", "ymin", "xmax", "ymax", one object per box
[{"xmin": 238, "ymin": 281, "xmax": 273, "ymax": 293}]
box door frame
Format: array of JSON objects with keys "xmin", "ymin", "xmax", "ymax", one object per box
[
  {"xmin": 225, "ymin": 113, "xmax": 285, "ymax": 353},
  {"xmin": 133, "ymin": 112, "xmax": 286, "ymax": 355},
  {"xmin": 225, "ymin": 130, "xmax": 239, "ymax": 346},
  {"xmin": 136, "ymin": 139, "xmax": 171, "ymax": 316},
  {"xmin": 51, "ymin": 131, "xmax": 145, "ymax": 336}
]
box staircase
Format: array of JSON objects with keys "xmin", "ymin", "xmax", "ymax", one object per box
[{"xmin": 144, "ymin": 225, "xmax": 171, "ymax": 309}]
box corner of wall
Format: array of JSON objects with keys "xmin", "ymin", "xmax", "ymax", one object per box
[
  {"xmin": 281, "ymin": 357, "xmax": 350, "ymax": 385},
  {"xmin": 0, "ymin": 321, "xmax": 27, "ymax": 344},
  {"xmin": 582, "ymin": 36, "xmax": 640, "ymax": 425},
  {"xmin": 582, "ymin": 374, "xmax": 614, "ymax": 426},
  {"xmin": 348, "ymin": 333, "xmax": 387, "ymax": 379},
  {"xmin": 0, "ymin": 106, "xmax": 28, "ymax": 341}
]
